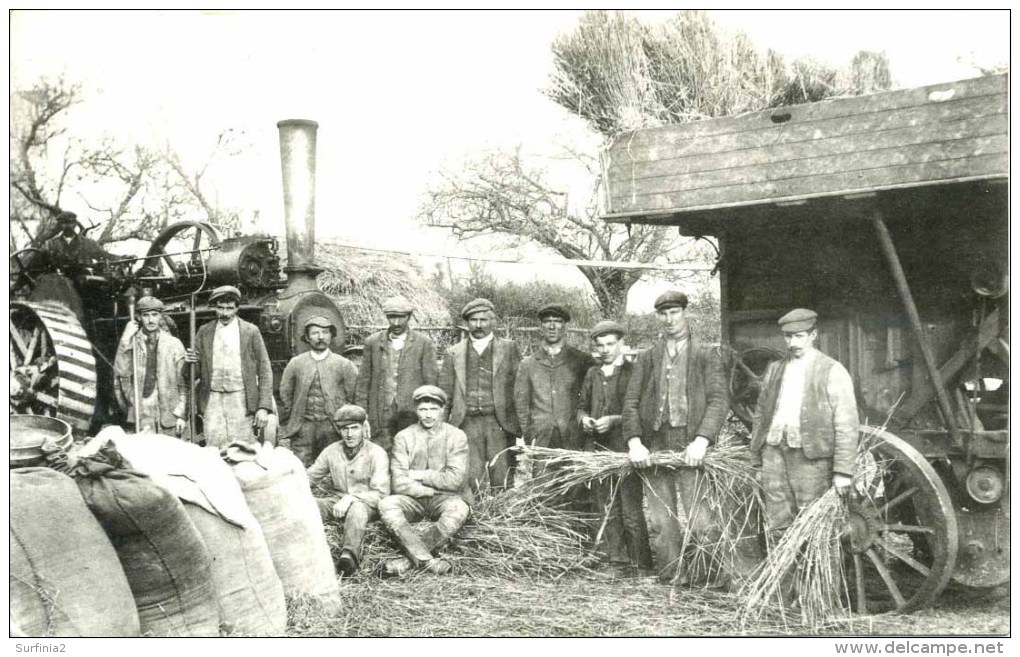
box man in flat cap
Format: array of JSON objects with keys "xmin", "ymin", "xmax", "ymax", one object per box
[
  {"xmin": 42, "ymin": 210, "xmax": 112, "ymax": 267},
  {"xmin": 514, "ymin": 303, "xmax": 594, "ymax": 454},
  {"xmin": 578, "ymin": 320, "xmax": 653, "ymax": 579},
  {"xmin": 279, "ymin": 315, "xmax": 360, "ymax": 466},
  {"xmin": 379, "ymin": 385, "xmax": 472, "ymax": 576},
  {"xmin": 113, "ymin": 295, "xmax": 189, "ymax": 435},
  {"xmin": 307, "ymin": 404, "xmax": 390, "ymax": 577},
  {"xmin": 355, "ymin": 295, "xmax": 438, "ymax": 450},
  {"xmin": 750, "ymin": 309, "xmax": 858, "ymax": 538},
  {"xmin": 439, "ymin": 298, "xmax": 521, "ymax": 491},
  {"xmin": 185, "ymin": 285, "xmax": 274, "ymax": 447},
  {"xmin": 622, "ymin": 290, "xmax": 730, "ymax": 584}
]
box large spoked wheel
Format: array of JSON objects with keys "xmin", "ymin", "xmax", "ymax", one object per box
[
  {"xmin": 728, "ymin": 347, "xmax": 784, "ymax": 427},
  {"xmin": 137, "ymin": 221, "xmax": 221, "ymax": 279},
  {"xmin": 9, "ymin": 301, "xmax": 97, "ymax": 434},
  {"xmin": 843, "ymin": 426, "xmax": 958, "ymax": 614}
]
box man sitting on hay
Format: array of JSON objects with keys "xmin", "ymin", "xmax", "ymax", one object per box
[
  {"xmin": 379, "ymin": 385, "xmax": 472, "ymax": 576},
  {"xmin": 307, "ymin": 404, "xmax": 390, "ymax": 577}
]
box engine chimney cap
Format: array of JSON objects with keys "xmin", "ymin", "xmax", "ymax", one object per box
[{"xmin": 277, "ymin": 119, "xmax": 319, "ymax": 130}]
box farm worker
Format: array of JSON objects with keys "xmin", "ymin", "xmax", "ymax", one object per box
[
  {"xmin": 355, "ymin": 295, "xmax": 438, "ymax": 450},
  {"xmin": 438, "ymin": 298, "xmax": 521, "ymax": 491},
  {"xmin": 113, "ymin": 295, "xmax": 188, "ymax": 435},
  {"xmin": 307, "ymin": 404, "xmax": 390, "ymax": 577},
  {"xmin": 578, "ymin": 320, "xmax": 653, "ymax": 579},
  {"xmin": 279, "ymin": 315, "xmax": 359, "ymax": 466},
  {"xmin": 514, "ymin": 303, "xmax": 594, "ymax": 451},
  {"xmin": 749, "ymin": 309, "xmax": 859, "ymax": 535},
  {"xmin": 379, "ymin": 385, "xmax": 472, "ymax": 576},
  {"xmin": 42, "ymin": 210, "xmax": 112, "ymax": 267},
  {"xmin": 185, "ymin": 285, "xmax": 275, "ymax": 448},
  {"xmin": 622, "ymin": 290, "xmax": 731, "ymax": 585}
]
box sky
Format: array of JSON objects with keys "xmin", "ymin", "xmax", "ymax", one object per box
[{"xmin": 8, "ymin": 9, "xmax": 1011, "ymax": 309}]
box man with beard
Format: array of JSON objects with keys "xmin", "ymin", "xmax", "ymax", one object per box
[
  {"xmin": 514, "ymin": 303, "xmax": 594, "ymax": 451},
  {"xmin": 279, "ymin": 316, "xmax": 360, "ymax": 466},
  {"xmin": 307, "ymin": 404, "xmax": 389, "ymax": 577},
  {"xmin": 750, "ymin": 309, "xmax": 858, "ymax": 538},
  {"xmin": 356, "ymin": 295, "xmax": 438, "ymax": 450},
  {"xmin": 622, "ymin": 290, "xmax": 730, "ymax": 584},
  {"xmin": 113, "ymin": 295, "xmax": 188, "ymax": 435},
  {"xmin": 185, "ymin": 285, "xmax": 274, "ymax": 448},
  {"xmin": 439, "ymin": 298, "xmax": 521, "ymax": 491},
  {"xmin": 379, "ymin": 385, "xmax": 471, "ymax": 576}
]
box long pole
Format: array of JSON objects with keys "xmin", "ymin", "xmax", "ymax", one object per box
[
  {"xmin": 189, "ymin": 296, "xmax": 197, "ymax": 444},
  {"xmin": 870, "ymin": 209, "xmax": 961, "ymax": 448},
  {"xmin": 126, "ymin": 292, "xmax": 142, "ymax": 431}
]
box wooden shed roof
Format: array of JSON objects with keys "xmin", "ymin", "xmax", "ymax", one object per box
[{"xmin": 601, "ymin": 73, "xmax": 1008, "ymax": 226}]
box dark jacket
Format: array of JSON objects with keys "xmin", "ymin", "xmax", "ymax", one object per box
[
  {"xmin": 439, "ymin": 336, "xmax": 521, "ymax": 435},
  {"xmin": 578, "ymin": 359, "xmax": 633, "ymax": 451},
  {"xmin": 195, "ymin": 317, "xmax": 274, "ymax": 415},
  {"xmin": 621, "ymin": 332, "xmax": 728, "ymax": 444},
  {"xmin": 514, "ymin": 345, "xmax": 594, "ymax": 448},
  {"xmin": 279, "ymin": 351, "xmax": 359, "ymax": 438},
  {"xmin": 355, "ymin": 329, "xmax": 438, "ymax": 440},
  {"xmin": 749, "ymin": 351, "xmax": 859, "ymax": 476}
]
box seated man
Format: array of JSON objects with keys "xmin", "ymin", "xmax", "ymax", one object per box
[
  {"xmin": 42, "ymin": 210, "xmax": 112, "ymax": 268},
  {"xmin": 378, "ymin": 385, "xmax": 472, "ymax": 576},
  {"xmin": 307, "ymin": 404, "xmax": 390, "ymax": 577}
]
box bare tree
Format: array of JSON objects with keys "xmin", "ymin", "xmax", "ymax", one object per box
[{"xmin": 419, "ymin": 145, "xmax": 712, "ymax": 318}]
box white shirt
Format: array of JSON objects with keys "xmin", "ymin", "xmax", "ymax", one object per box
[
  {"xmin": 471, "ymin": 333, "xmax": 494, "ymax": 355},
  {"xmin": 310, "ymin": 348, "xmax": 331, "ymax": 362},
  {"xmin": 767, "ymin": 349, "xmax": 817, "ymax": 446},
  {"xmin": 390, "ymin": 333, "xmax": 406, "ymax": 352},
  {"xmin": 211, "ymin": 317, "xmax": 243, "ymax": 392},
  {"xmin": 543, "ymin": 343, "xmax": 563, "ymax": 358},
  {"xmin": 600, "ymin": 353, "xmax": 625, "ymax": 377}
]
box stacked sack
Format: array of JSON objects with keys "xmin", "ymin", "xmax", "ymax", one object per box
[
  {"xmin": 10, "ymin": 468, "xmax": 140, "ymax": 637},
  {"xmin": 109, "ymin": 430, "xmax": 287, "ymax": 636}
]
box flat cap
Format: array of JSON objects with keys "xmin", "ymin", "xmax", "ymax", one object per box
[
  {"xmin": 412, "ymin": 384, "xmax": 448, "ymax": 406},
  {"xmin": 55, "ymin": 210, "xmax": 78, "ymax": 224},
  {"xmin": 537, "ymin": 303, "xmax": 571, "ymax": 322},
  {"xmin": 653, "ymin": 290, "xmax": 688, "ymax": 312},
  {"xmin": 135, "ymin": 296, "xmax": 164, "ymax": 312},
  {"xmin": 303, "ymin": 315, "xmax": 335, "ymax": 331},
  {"xmin": 590, "ymin": 319, "xmax": 625, "ymax": 340},
  {"xmin": 461, "ymin": 298, "xmax": 495, "ymax": 320},
  {"xmin": 209, "ymin": 285, "xmax": 242, "ymax": 304},
  {"xmin": 382, "ymin": 295, "xmax": 414, "ymax": 316},
  {"xmin": 332, "ymin": 404, "xmax": 367, "ymax": 426},
  {"xmin": 778, "ymin": 308, "xmax": 818, "ymax": 332}
]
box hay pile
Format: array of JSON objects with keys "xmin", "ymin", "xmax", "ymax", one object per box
[{"xmin": 322, "ymin": 486, "xmax": 598, "ymax": 580}]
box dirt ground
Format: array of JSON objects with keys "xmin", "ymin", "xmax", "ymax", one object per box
[{"xmin": 286, "ymin": 573, "xmax": 1010, "ymax": 638}]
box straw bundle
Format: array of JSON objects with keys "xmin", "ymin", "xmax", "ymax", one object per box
[
  {"xmin": 519, "ymin": 443, "xmax": 766, "ymax": 587},
  {"xmin": 322, "ymin": 487, "xmax": 598, "ymax": 580}
]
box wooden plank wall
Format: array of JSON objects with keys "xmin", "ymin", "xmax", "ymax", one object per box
[{"xmin": 603, "ymin": 74, "xmax": 1008, "ymax": 217}]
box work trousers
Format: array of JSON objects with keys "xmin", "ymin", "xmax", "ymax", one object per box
[
  {"xmin": 290, "ymin": 418, "xmax": 336, "ymax": 467},
  {"xmin": 593, "ymin": 472, "xmax": 652, "ymax": 568},
  {"xmin": 204, "ymin": 390, "xmax": 255, "ymax": 448},
  {"xmin": 315, "ymin": 498, "xmax": 377, "ymax": 563},
  {"xmin": 761, "ymin": 443, "xmax": 833, "ymax": 532},
  {"xmin": 462, "ymin": 414, "xmax": 514, "ymax": 492},
  {"xmin": 378, "ymin": 493, "xmax": 471, "ymax": 565}
]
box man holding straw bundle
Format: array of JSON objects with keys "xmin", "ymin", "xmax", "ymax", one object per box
[
  {"xmin": 622, "ymin": 290, "xmax": 730, "ymax": 584},
  {"xmin": 579, "ymin": 320, "xmax": 653, "ymax": 579},
  {"xmin": 749, "ymin": 308, "xmax": 858, "ymax": 539}
]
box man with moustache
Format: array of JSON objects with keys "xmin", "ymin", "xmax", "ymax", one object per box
[
  {"xmin": 355, "ymin": 295, "xmax": 438, "ymax": 450},
  {"xmin": 379, "ymin": 385, "xmax": 472, "ymax": 576},
  {"xmin": 279, "ymin": 315, "xmax": 360, "ymax": 466},
  {"xmin": 42, "ymin": 210, "xmax": 112, "ymax": 267},
  {"xmin": 578, "ymin": 320, "xmax": 653, "ymax": 578},
  {"xmin": 307, "ymin": 404, "xmax": 389, "ymax": 577},
  {"xmin": 185, "ymin": 285, "xmax": 274, "ymax": 448},
  {"xmin": 622, "ymin": 290, "xmax": 729, "ymax": 584},
  {"xmin": 113, "ymin": 295, "xmax": 188, "ymax": 436},
  {"xmin": 439, "ymin": 298, "xmax": 521, "ymax": 491},
  {"xmin": 750, "ymin": 309, "xmax": 858, "ymax": 537},
  {"xmin": 514, "ymin": 303, "xmax": 594, "ymax": 451}
]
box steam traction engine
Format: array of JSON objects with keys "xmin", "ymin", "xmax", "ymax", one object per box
[
  {"xmin": 10, "ymin": 120, "xmax": 343, "ymax": 441},
  {"xmin": 600, "ymin": 74, "xmax": 1009, "ymax": 612}
]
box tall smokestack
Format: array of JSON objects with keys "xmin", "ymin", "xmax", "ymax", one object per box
[{"xmin": 277, "ymin": 119, "xmax": 322, "ymax": 294}]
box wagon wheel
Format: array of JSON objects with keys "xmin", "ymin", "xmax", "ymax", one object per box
[
  {"xmin": 9, "ymin": 248, "xmax": 48, "ymax": 297},
  {"xmin": 843, "ymin": 426, "xmax": 958, "ymax": 614},
  {"xmin": 10, "ymin": 301, "xmax": 97, "ymax": 435},
  {"xmin": 728, "ymin": 347, "xmax": 784, "ymax": 427},
  {"xmin": 137, "ymin": 221, "xmax": 221, "ymax": 279}
]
